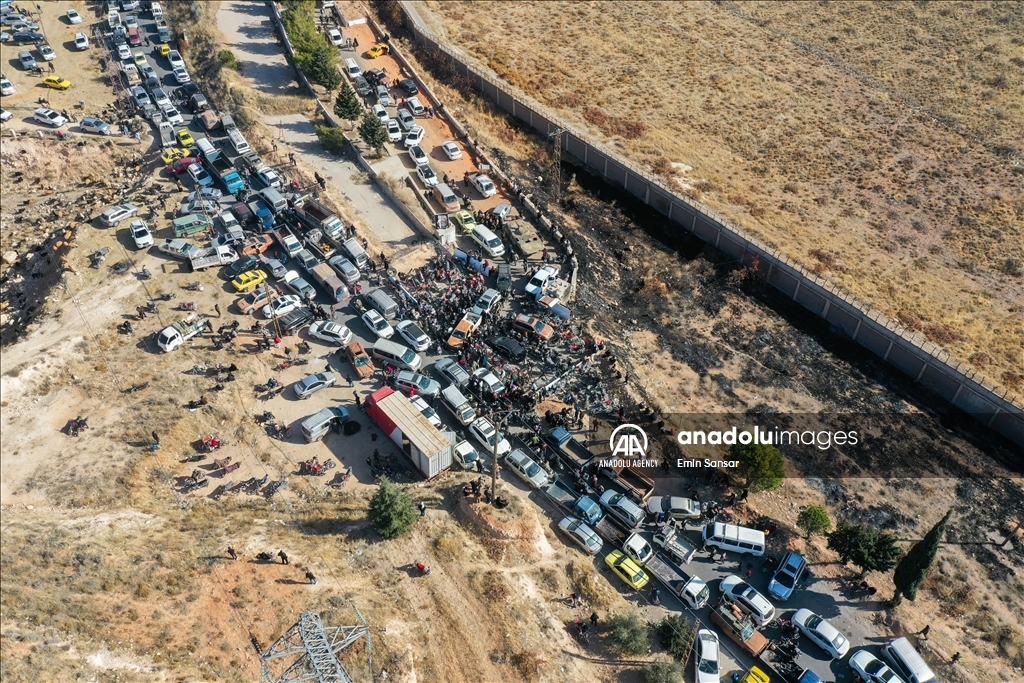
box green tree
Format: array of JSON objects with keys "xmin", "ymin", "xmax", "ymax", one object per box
[
  {"xmin": 358, "ymin": 111, "xmax": 389, "ymax": 157},
  {"xmin": 606, "ymin": 610, "xmax": 650, "ymax": 656},
  {"xmin": 368, "ymin": 478, "xmax": 417, "ymax": 539},
  {"xmin": 729, "ymin": 443, "xmax": 785, "ymax": 491},
  {"xmin": 827, "ymin": 521, "xmax": 902, "ymax": 575},
  {"xmin": 892, "ymin": 509, "xmax": 952, "ymax": 606},
  {"xmin": 315, "ymin": 124, "xmax": 347, "ymax": 154},
  {"xmin": 217, "ymin": 49, "xmax": 240, "ymax": 71},
  {"xmin": 644, "ymin": 660, "xmax": 684, "ymax": 683},
  {"xmin": 797, "ymin": 505, "xmax": 833, "ymax": 538},
  {"xmin": 333, "ymin": 81, "xmax": 363, "ymax": 122},
  {"xmin": 305, "ymin": 42, "xmax": 341, "ymax": 92},
  {"xmin": 656, "ymin": 614, "xmax": 692, "ymax": 661}
]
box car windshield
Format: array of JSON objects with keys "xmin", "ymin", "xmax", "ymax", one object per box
[
  {"xmin": 830, "ymin": 632, "xmax": 847, "ymax": 649},
  {"xmin": 699, "ymin": 653, "xmax": 719, "ymax": 674},
  {"xmin": 865, "ymin": 659, "xmax": 884, "ymax": 675},
  {"xmin": 401, "ymin": 349, "xmax": 416, "ymax": 363},
  {"xmin": 805, "ymin": 614, "xmax": 822, "ymax": 629},
  {"xmin": 525, "ymin": 462, "xmax": 540, "ymax": 478},
  {"xmin": 372, "ymin": 319, "xmax": 388, "ymax": 331},
  {"xmin": 452, "ymin": 329, "xmax": 466, "ymax": 340},
  {"xmin": 533, "ymin": 322, "xmax": 545, "ymax": 332},
  {"xmin": 775, "ymin": 569, "xmax": 797, "ymax": 588},
  {"xmin": 354, "ymin": 355, "xmax": 370, "ymax": 366},
  {"xmin": 416, "ymin": 376, "xmax": 430, "ymax": 388},
  {"xmin": 486, "ymin": 238, "xmax": 501, "ymax": 248}
]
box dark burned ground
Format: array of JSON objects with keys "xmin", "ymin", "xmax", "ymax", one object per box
[{"xmin": 494, "ymin": 152, "xmax": 1022, "ymax": 567}]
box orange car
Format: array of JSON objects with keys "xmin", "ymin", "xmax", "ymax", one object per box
[
  {"xmin": 512, "ymin": 313, "xmax": 555, "ymax": 341},
  {"xmin": 240, "ymin": 234, "xmax": 273, "ymax": 256},
  {"xmin": 345, "ymin": 342, "xmax": 376, "ymax": 379},
  {"xmin": 446, "ymin": 311, "xmax": 482, "ymax": 349}
]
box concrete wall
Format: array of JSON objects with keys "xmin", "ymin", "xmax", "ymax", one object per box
[{"xmin": 395, "ymin": 2, "xmax": 1024, "ymax": 447}]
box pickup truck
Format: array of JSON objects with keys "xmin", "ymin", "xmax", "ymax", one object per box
[
  {"xmin": 159, "ymin": 238, "xmax": 201, "ymax": 261},
  {"xmin": 274, "ymin": 227, "xmax": 303, "ymax": 258},
  {"xmin": 121, "ymin": 62, "xmax": 141, "ymax": 88},
  {"xmin": 309, "ymin": 263, "xmax": 348, "ymax": 303},
  {"xmin": 601, "ymin": 464, "xmax": 656, "ymax": 504},
  {"xmin": 204, "ymin": 154, "xmax": 245, "ymax": 195},
  {"xmin": 248, "ymin": 200, "xmax": 274, "ymax": 232},
  {"xmin": 644, "ymin": 551, "xmax": 711, "ymax": 610},
  {"xmin": 652, "ymin": 525, "xmax": 699, "ymax": 566},
  {"xmin": 172, "ymin": 214, "xmax": 214, "ymax": 237},
  {"xmin": 190, "ymin": 245, "xmax": 238, "ymax": 272},
  {"xmin": 156, "ymin": 313, "xmax": 209, "ymax": 352},
  {"xmin": 469, "ymin": 172, "xmax": 497, "ymax": 198},
  {"xmin": 709, "ymin": 598, "xmax": 770, "ymax": 657},
  {"xmin": 157, "ymin": 121, "xmax": 175, "ymax": 148},
  {"xmin": 546, "ymin": 427, "xmax": 595, "ymax": 471},
  {"xmin": 295, "ymin": 198, "xmax": 345, "ymax": 241},
  {"xmin": 545, "ymin": 477, "xmax": 625, "ymax": 544},
  {"xmin": 305, "ymin": 228, "xmax": 336, "ymax": 260}
]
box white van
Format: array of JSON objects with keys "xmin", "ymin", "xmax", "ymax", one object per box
[
  {"xmin": 701, "ymin": 522, "xmax": 766, "ymax": 557},
  {"xmin": 343, "ymin": 58, "xmax": 360, "ymax": 80},
  {"xmin": 367, "ymin": 289, "xmax": 399, "ymax": 319},
  {"xmin": 372, "ymin": 339, "xmax": 421, "ymax": 371},
  {"xmin": 471, "ymin": 225, "xmax": 505, "ymax": 258},
  {"xmin": 227, "ymin": 127, "xmax": 250, "ymax": 155},
  {"xmin": 259, "ymin": 187, "xmax": 287, "ymax": 214},
  {"xmin": 883, "ymin": 638, "xmax": 938, "ymax": 683},
  {"xmin": 341, "ymin": 237, "xmax": 368, "ymax": 269},
  {"xmin": 195, "ymin": 137, "xmax": 217, "ymax": 159},
  {"xmin": 440, "ymin": 385, "xmax": 475, "ymax": 426},
  {"xmin": 300, "ymin": 406, "xmax": 349, "ymax": 442}
]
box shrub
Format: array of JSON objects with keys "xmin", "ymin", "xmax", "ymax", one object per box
[
  {"xmin": 605, "ymin": 610, "xmax": 650, "ymax": 656},
  {"xmin": 730, "ymin": 443, "xmax": 784, "ymax": 491},
  {"xmin": 656, "ymin": 614, "xmax": 692, "ymax": 661},
  {"xmin": 315, "ymin": 125, "xmax": 347, "ymax": 153},
  {"xmin": 828, "ymin": 521, "xmax": 902, "ymax": 575},
  {"xmin": 367, "ymin": 479, "xmax": 417, "ymax": 539},
  {"xmin": 645, "ymin": 660, "xmax": 684, "ymax": 683},
  {"xmin": 798, "ymin": 505, "xmax": 833, "ymax": 537},
  {"xmin": 217, "ymin": 49, "xmax": 240, "ymax": 71}
]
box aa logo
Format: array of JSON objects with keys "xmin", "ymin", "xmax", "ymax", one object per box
[{"xmin": 610, "ymin": 424, "xmax": 648, "ymax": 458}]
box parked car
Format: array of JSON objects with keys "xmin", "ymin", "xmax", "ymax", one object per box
[
  {"xmin": 695, "ymin": 630, "xmax": 722, "ymax": 683},
  {"xmin": 721, "ymin": 575, "xmax": 777, "ymax": 627},
  {"xmin": 237, "ymin": 286, "xmax": 278, "ymax": 315},
  {"xmin": 415, "ymin": 163, "xmax": 438, "ymax": 188},
  {"xmin": 128, "ymin": 219, "xmax": 153, "ymax": 249},
  {"xmin": 37, "ymin": 44, "xmax": 55, "ymax": 61},
  {"xmin": 0, "ymin": 77, "xmax": 14, "ymax": 96},
  {"xmin": 472, "ymin": 367, "xmax": 506, "ymax": 396},
  {"xmin": 849, "ymin": 650, "xmax": 905, "ymax": 683},
  {"xmin": 327, "ymin": 28, "xmax": 344, "ymax": 47},
  {"xmin": 472, "ymin": 288, "xmax": 501, "ymax": 315},
  {"xmin": 187, "ymin": 163, "xmax": 214, "ymax": 187},
  {"xmin": 345, "ymin": 342, "xmax": 375, "ymax": 379},
  {"xmin": 434, "ymin": 357, "xmax": 470, "ymax": 388},
  {"xmin": 403, "ymin": 125, "xmax": 425, "ymax": 148},
  {"xmin": 12, "ymin": 31, "xmax": 46, "ymax": 45},
  {"xmin": 168, "ymin": 49, "xmax": 184, "ymax": 70},
  {"xmin": 293, "ymin": 372, "xmax": 336, "ymax": 400},
  {"xmin": 375, "ymin": 83, "xmax": 392, "ymax": 106},
  {"xmin": 18, "ymin": 50, "xmax": 37, "ymax": 70},
  {"xmin": 599, "ymin": 489, "xmax": 645, "ymax": 529},
  {"xmin": 173, "ymin": 66, "xmax": 191, "ymax": 84},
  {"xmin": 161, "ymin": 104, "xmax": 183, "ymax": 125},
  {"xmin": 408, "ymin": 144, "xmax": 428, "ymax": 166},
  {"xmin": 396, "ymin": 107, "xmax": 415, "ymax": 131},
  {"xmin": 558, "ymin": 516, "xmax": 603, "ymax": 555},
  {"xmin": 646, "ymin": 496, "xmax": 700, "ymax": 521},
  {"xmin": 262, "ymin": 294, "xmax": 302, "ymax": 320},
  {"xmin": 768, "ymin": 551, "xmax": 808, "ymax": 602},
  {"xmin": 66, "ymin": 9, "xmax": 83, "ymax": 24},
  {"xmin": 130, "ymin": 85, "xmax": 150, "ymax": 107},
  {"xmin": 441, "ymin": 140, "xmax": 462, "ymax": 160},
  {"xmin": 793, "ymin": 609, "xmax": 850, "ymax": 659},
  {"xmin": 80, "ymin": 117, "xmax": 112, "ymax": 135},
  {"xmin": 395, "ymin": 371, "xmax": 441, "ymax": 399},
  {"xmin": 308, "ymin": 321, "xmax": 353, "ymax": 346},
  {"xmin": 99, "ymin": 204, "xmax": 139, "ymax": 226},
  {"xmin": 410, "ymin": 395, "xmax": 442, "ymax": 429},
  {"xmin": 256, "ymin": 167, "xmax": 281, "ymax": 189},
  {"xmin": 398, "ymin": 78, "xmax": 418, "ymax": 95},
  {"xmin": 362, "ymin": 309, "xmax": 394, "ymax": 339},
  {"xmin": 167, "ymin": 156, "xmax": 200, "ymax": 174},
  {"xmin": 396, "ymin": 320, "xmax": 431, "ymax": 352},
  {"xmin": 525, "ymin": 264, "xmax": 559, "ymax": 297},
  {"xmin": 225, "ymin": 255, "xmax": 260, "ymax": 279},
  {"xmin": 74, "ymin": 32, "xmax": 89, "ymax": 50},
  {"xmin": 178, "ymin": 199, "xmax": 218, "ymax": 216},
  {"xmin": 386, "ymin": 118, "xmax": 402, "ymax": 142},
  {"xmin": 490, "ymin": 336, "xmax": 526, "ymax": 362},
  {"xmin": 185, "ymin": 188, "xmax": 223, "ymax": 202},
  {"xmin": 176, "ymin": 128, "xmax": 196, "ymax": 146},
  {"xmin": 469, "ymin": 417, "xmax": 511, "ymax": 456},
  {"xmin": 505, "ymin": 449, "xmax": 549, "ymax": 488},
  {"xmin": 604, "ymin": 549, "xmax": 649, "ymax": 590},
  {"xmin": 33, "ymin": 107, "xmax": 67, "ymax": 127},
  {"xmin": 372, "ymin": 103, "xmax": 389, "ymax": 123},
  {"xmin": 406, "ymin": 96, "xmax": 426, "ymax": 116},
  {"xmin": 117, "ymin": 43, "xmax": 132, "ymax": 60},
  {"xmin": 452, "ymin": 210, "xmax": 477, "ymax": 233},
  {"xmin": 471, "ymin": 173, "xmax": 497, "ymax": 198},
  {"xmin": 231, "ymin": 270, "xmax": 267, "ymax": 292},
  {"xmin": 511, "ymin": 313, "xmax": 555, "ymax": 341}
]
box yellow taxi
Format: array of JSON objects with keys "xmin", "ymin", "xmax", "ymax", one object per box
[
  {"xmin": 160, "ymin": 147, "xmax": 189, "ymax": 164},
  {"xmin": 604, "ymin": 549, "xmax": 649, "ymax": 590},
  {"xmin": 43, "ymin": 75, "xmax": 72, "ymax": 90},
  {"xmin": 176, "ymin": 128, "xmax": 196, "ymax": 146},
  {"xmin": 231, "ymin": 270, "xmax": 267, "ymax": 292},
  {"xmin": 367, "ymin": 42, "xmax": 389, "ymax": 58},
  {"xmin": 452, "ymin": 210, "xmax": 477, "ymax": 234},
  {"xmin": 158, "ymin": 44, "xmax": 171, "ymax": 57}
]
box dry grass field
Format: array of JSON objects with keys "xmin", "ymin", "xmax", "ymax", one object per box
[{"xmin": 417, "ymin": 0, "xmax": 1024, "ymax": 397}]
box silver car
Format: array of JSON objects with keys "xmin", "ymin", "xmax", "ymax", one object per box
[
  {"xmin": 99, "ymin": 203, "xmax": 140, "ymax": 227},
  {"xmin": 395, "ymin": 370, "xmax": 440, "ymax": 399},
  {"xmin": 293, "ymin": 372, "xmax": 336, "ymax": 400},
  {"xmin": 558, "ymin": 516, "xmax": 603, "ymax": 555},
  {"xmin": 504, "ymin": 448, "xmax": 549, "ymax": 488},
  {"xmin": 80, "ymin": 117, "xmax": 112, "ymax": 135}
]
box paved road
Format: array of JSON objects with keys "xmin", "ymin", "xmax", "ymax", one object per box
[{"xmin": 215, "ymin": 1, "xmax": 419, "ymax": 247}]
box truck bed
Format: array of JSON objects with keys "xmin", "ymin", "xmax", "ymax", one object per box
[{"xmin": 604, "ymin": 466, "xmax": 656, "ymax": 503}]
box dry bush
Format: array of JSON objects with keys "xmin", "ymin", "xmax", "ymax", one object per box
[
  {"xmin": 1000, "ymin": 372, "xmax": 1023, "ymax": 391},
  {"xmin": 566, "ymin": 559, "xmax": 614, "ymax": 610},
  {"xmin": 650, "ymin": 157, "xmax": 675, "ymax": 179},
  {"xmin": 510, "ymin": 649, "xmax": 545, "ymax": 682},
  {"xmin": 897, "ymin": 310, "xmax": 925, "ymax": 331},
  {"xmin": 923, "ymin": 324, "xmax": 964, "ymax": 345}
]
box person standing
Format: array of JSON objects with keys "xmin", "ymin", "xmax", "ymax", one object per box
[
  {"xmin": 305, "ymin": 570, "xmax": 317, "ymax": 585},
  {"xmin": 279, "ymin": 551, "xmax": 289, "ymax": 565},
  {"xmin": 227, "ymin": 546, "xmax": 238, "ymax": 561},
  {"xmin": 418, "ymin": 501, "xmax": 427, "ymax": 517},
  {"xmin": 214, "ymin": 303, "xmax": 221, "ymax": 317}
]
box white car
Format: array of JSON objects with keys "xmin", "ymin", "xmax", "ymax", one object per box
[
  {"xmin": 695, "ymin": 629, "xmax": 721, "ymax": 683},
  {"xmin": 410, "ymin": 395, "xmax": 442, "ymax": 429},
  {"xmin": 471, "ymin": 367, "xmax": 505, "ymax": 396},
  {"xmin": 469, "ymin": 417, "xmax": 511, "ymax": 457},
  {"xmin": 406, "ymin": 96, "xmax": 426, "ymax": 116},
  {"xmin": 525, "ymin": 264, "xmax": 559, "ymax": 297},
  {"xmin": 308, "ymin": 320, "xmax": 353, "ymax": 346},
  {"xmin": 167, "ymin": 50, "xmax": 184, "ymax": 70},
  {"xmin": 173, "ymin": 67, "xmax": 191, "ymax": 84},
  {"xmin": 177, "ymin": 199, "xmax": 219, "ymax": 216},
  {"xmin": 361, "ymin": 309, "xmax": 394, "ymax": 339},
  {"xmin": 1, "ymin": 78, "xmax": 15, "ymax": 96},
  {"xmin": 386, "ymin": 118, "xmax": 402, "ymax": 142},
  {"xmin": 415, "ymin": 163, "xmax": 438, "ymax": 188},
  {"xmin": 33, "ymin": 108, "xmax": 67, "ymax": 128},
  {"xmin": 408, "ymin": 144, "xmax": 428, "ymax": 167},
  {"xmin": 185, "ymin": 188, "xmax": 223, "ymax": 202},
  {"xmin": 403, "ymin": 125, "xmax": 425, "ymax": 148},
  {"xmin": 262, "ymin": 294, "xmax": 302, "ymax": 320},
  {"xmin": 471, "ymin": 173, "xmax": 497, "ymax": 198},
  {"xmin": 793, "ymin": 609, "xmax": 850, "ymax": 659},
  {"xmin": 257, "ymin": 167, "xmax": 281, "ymax": 189},
  {"xmin": 647, "ymin": 496, "xmax": 701, "ymax": 520},
  {"xmin": 117, "ymin": 44, "xmax": 132, "ymax": 61},
  {"xmin": 395, "ymin": 107, "xmax": 414, "ymax": 131},
  {"xmin": 128, "ymin": 219, "xmax": 153, "ymax": 249},
  {"xmin": 505, "ymin": 448, "xmax": 549, "ymax": 488},
  {"xmin": 162, "ymin": 104, "xmax": 183, "ymax": 125},
  {"xmin": 37, "ymin": 44, "xmax": 56, "ymax": 61},
  {"xmin": 396, "ymin": 320, "xmax": 430, "ymax": 351},
  {"xmin": 130, "ymin": 85, "xmax": 151, "ymax": 108},
  {"xmin": 849, "ymin": 650, "xmax": 905, "ymax": 683},
  {"xmin": 720, "ymin": 576, "xmax": 776, "ymax": 627},
  {"xmin": 372, "ymin": 103, "xmax": 389, "ymax": 124},
  {"xmin": 0, "ymin": 109, "xmax": 13, "ymax": 123},
  {"xmin": 327, "ymin": 28, "xmax": 344, "ymax": 47},
  {"xmin": 99, "ymin": 203, "xmax": 139, "ymax": 226},
  {"xmin": 67, "ymin": 9, "xmax": 83, "ymax": 24},
  {"xmin": 452, "ymin": 440, "xmax": 480, "ymax": 469},
  {"xmin": 74, "ymin": 33, "xmax": 89, "ymax": 50},
  {"xmin": 441, "ymin": 140, "xmax": 462, "ymax": 160},
  {"xmin": 558, "ymin": 516, "xmax": 603, "ymax": 555},
  {"xmin": 472, "ymin": 288, "xmax": 501, "ymax": 316},
  {"xmin": 124, "ymin": 15, "xmax": 138, "ymax": 29},
  {"xmin": 150, "ymin": 87, "xmax": 170, "ymax": 108},
  {"xmin": 187, "ymin": 163, "xmax": 214, "ymax": 187}
]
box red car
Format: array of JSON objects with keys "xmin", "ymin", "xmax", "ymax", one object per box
[{"xmin": 166, "ymin": 157, "xmax": 200, "ymax": 175}]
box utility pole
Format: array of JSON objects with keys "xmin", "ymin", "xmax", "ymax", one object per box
[
  {"xmin": 549, "ymin": 127, "xmax": 564, "ymax": 207},
  {"xmin": 490, "ymin": 412, "xmax": 510, "ymax": 503}
]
